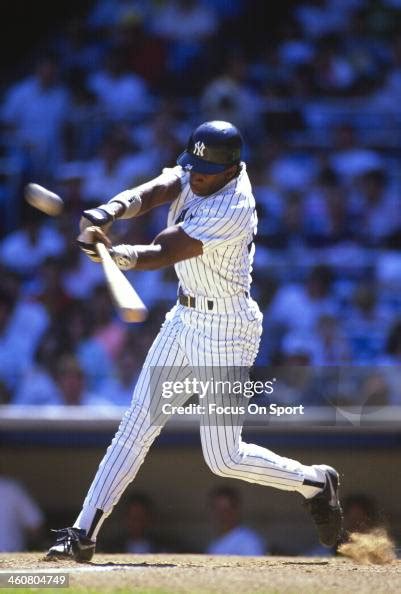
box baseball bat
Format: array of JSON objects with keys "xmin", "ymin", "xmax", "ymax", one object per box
[
  {"xmin": 95, "ymin": 242, "xmax": 148, "ymax": 323},
  {"xmin": 24, "ymin": 181, "xmax": 148, "ymax": 323}
]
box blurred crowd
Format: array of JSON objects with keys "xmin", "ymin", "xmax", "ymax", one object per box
[{"xmin": 1, "ymin": 0, "xmax": 401, "ymax": 406}]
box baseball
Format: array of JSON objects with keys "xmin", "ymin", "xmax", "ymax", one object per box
[{"xmin": 24, "ymin": 183, "xmax": 64, "ymax": 216}]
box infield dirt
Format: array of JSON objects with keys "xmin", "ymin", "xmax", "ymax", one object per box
[{"xmin": 0, "ymin": 553, "xmax": 400, "ymax": 594}]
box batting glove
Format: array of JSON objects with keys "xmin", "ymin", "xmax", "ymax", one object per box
[
  {"xmin": 80, "ymin": 202, "xmax": 122, "ymax": 230},
  {"xmin": 77, "ymin": 226, "xmax": 112, "ymax": 263},
  {"xmin": 110, "ymin": 244, "xmax": 139, "ymax": 270},
  {"xmin": 80, "ymin": 191, "xmax": 142, "ymax": 231}
]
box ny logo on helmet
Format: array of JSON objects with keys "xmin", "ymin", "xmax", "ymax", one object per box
[{"xmin": 193, "ymin": 141, "xmax": 206, "ymax": 157}]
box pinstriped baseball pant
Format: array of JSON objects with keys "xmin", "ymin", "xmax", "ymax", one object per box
[{"xmin": 76, "ymin": 302, "xmax": 320, "ymax": 538}]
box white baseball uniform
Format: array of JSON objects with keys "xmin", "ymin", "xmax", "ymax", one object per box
[{"xmin": 75, "ymin": 164, "xmax": 326, "ymax": 539}]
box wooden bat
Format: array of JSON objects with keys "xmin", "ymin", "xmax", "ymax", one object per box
[
  {"xmin": 23, "ymin": 183, "xmax": 146, "ymax": 323},
  {"xmin": 96, "ymin": 242, "xmax": 148, "ymax": 323}
]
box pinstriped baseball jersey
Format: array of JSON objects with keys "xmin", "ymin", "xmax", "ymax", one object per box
[{"xmin": 167, "ymin": 164, "xmax": 257, "ymax": 298}]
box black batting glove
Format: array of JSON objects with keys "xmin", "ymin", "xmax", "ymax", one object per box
[
  {"xmin": 77, "ymin": 226, "xmax": 112, "ymax": 262},
  {"xmin": 82, "ymin": 206, "xmax": 114, "ymax": 226},
  {"xmin": 81, "ymin": 201, "xmax": 126, "ymax": 229},
  {"xmin": 77, "ymin": 239, "xmax": 100, "ymax": 262}
]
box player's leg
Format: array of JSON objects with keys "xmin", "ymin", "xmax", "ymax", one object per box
[
  {"xmin": 47, "ymin": 307, "xmax": 193, "ymax": 559},
  {"xmin": 190, "ymin": 306, "xmax": 342, "ymax": 546},
  {"xmin": 190, "ymin": 307, "xmax": 322, "ymax": 493},
  {"xmin": 199, "ymin": 388, "xmax": 326, "ymax": 495},
  {"xmin": 200, "ymin": 395, "xmax": 342, "ymax": 546}
]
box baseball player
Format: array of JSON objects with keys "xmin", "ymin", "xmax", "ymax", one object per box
[{"xmin": 47, "ymin": 121, "xmax": 342, "ymax": 561}]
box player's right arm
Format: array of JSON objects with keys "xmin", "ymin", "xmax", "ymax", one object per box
[{"xmin": 80, "ymin": 167, "xmax": 184, "ymax": 230}]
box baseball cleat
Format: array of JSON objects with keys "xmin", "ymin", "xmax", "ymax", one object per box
[
  {"xmin": 304, "ymin": 465, "xmax": 343, "ymax": 548},
  {"xmin": 46, "ymin": 527, "xmax": 95, "ymax": 562}
]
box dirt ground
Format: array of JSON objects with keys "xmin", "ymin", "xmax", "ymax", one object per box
[{"xmin": 0, "ymin": 553, "xmax": 400, "ymax": 594}]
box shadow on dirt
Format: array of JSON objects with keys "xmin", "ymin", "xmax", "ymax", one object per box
[
  {"xmin": 89, "ymin": 561, "xmax": 177, "ymax": 569},
  {"xmin": 282, "ymin": 561, "xmax": 329, "ymax": 566}
]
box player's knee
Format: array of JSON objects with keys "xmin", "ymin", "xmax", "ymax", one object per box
[
  {"xmin": 202, "ymin": 450, "xmax": 223, "ymax": 476},
  {"xmin": 203, "ymin": 453, "xmax": 241, "ymax": 478}
]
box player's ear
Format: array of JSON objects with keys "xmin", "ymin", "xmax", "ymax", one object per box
[{"xmin": 224, "ymin": 164, "xmax": 238, "ymax": 180}]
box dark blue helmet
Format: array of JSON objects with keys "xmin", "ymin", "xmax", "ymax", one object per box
[{"xmin": 177, "ymin": 120, "xmax": 243, "ymax": 174}]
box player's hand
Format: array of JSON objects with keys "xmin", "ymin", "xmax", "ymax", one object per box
[
  {"xmin": 79, "ymin": 201, "xmax": 124, "ymax": 232},
  {"xmin": 110, "ymin": 244, "xmax": 139, "ymax": 270},
  {"xmin": 77, "ymin": 225, "xmax": 113, "ymax": 262}
]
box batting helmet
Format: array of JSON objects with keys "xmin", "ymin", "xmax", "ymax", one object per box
[{"xmin": 177, "ymin": 120, "xmax": 243, "ymax": 174}]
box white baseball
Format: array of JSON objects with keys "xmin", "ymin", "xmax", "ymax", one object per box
[{"xmin": 24, "ymin": 183, "xmax": 64, "ymax": 216}]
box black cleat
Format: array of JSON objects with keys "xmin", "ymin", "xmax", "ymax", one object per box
[
  {"xmin": 304, "ymin": 465, "xmax": 343, "ymax": 548},
  {"xmin": 46, "ymin": 527, "xmax": 95, "ymax": 562}
]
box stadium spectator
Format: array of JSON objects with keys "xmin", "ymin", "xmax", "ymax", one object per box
[
  {"xmin": 312, "ymin": 314, "xmax": 351, "ymax": 366},
  {"xmin": 64, "ymin": 68, "xmax": 102, "ymax": 162},
  {"xmin": 60, "ymin": 247, "xmax": 105, "ymax": 301},
  {"xmin": 114, "ymin": 13, "xmax": 167, "ymax": 87},
  {"xmin": 0, "ymin": 215, "xmax": 64, "ymax": 277},
  {"xmin": 1, "ymin": 55, "xmax": 70, "ymax": 179},
  {"xmin": 349, "ymin": 168, "xmax": 401, "ymax": 246},
  {"xmin": 382, "ymin": 318, "xmax": 401, "ymax": 365},
  {"xmin": 121, "ymin": 493, "xmax": 160, "ymax": 553},
  {"xmin": 358, "ymin": 369, "xmax": 394, "ymax": 408},
  {"xmin": 87, "ymin": 0, "xmax": 150, "ymax": 32},
  {"xmin": 81, "ymin": 131, "xmax": 156, "ymax": 204},
  {"xmin": 295, "ymin": 0, "xmax": 358, "ymax": 40},
  {"xmin": 87, "ymin": 48, "xmax": 150, "ymax": 121},
  {"xmin": 201, "ymin": 53, "xmax": 263, "ymax": 136},
  {"xmin": 90, "ymin": 284, "xmax": 127, "ymax": 361},
  {"xmin": 55, "ymin": 161, "xmax": 87, "ymax": 219},
  {"xmin": 269, "ymin": 148, "xmax": 318, "ymax": 191},
  {"xmin": 343, "ymin": 283, "xmax": 394, "ymax": 364},
  {"xmin": 0, "ymin": 472, "xmax": 44, "ymax": 552},
  {"xmin": 58, "ymin": 299, "xmax": 116, "ymax": 390},
  {"xmin": 342, "ymin": 493, "xmax": 383, "ymax": 536},
  {"xmin": 375, "ymin": 319, "xmax": 401, "ymax": 404},
  {"xmin": 151, "ymin": 0, "xmax": 218, "ymax": 82},
  {"xmin": 55, "ymin": 18, "xmax": 106, "ymax": 74},
  {"xmin": 303, "ymin": 167, "xmax": 351, "ymax": 246},
  {"xmin": 266, "ymin": 265, "xmax": 339, "ymax": 335},
  {"xmin": 14, "ymin": 328, "xmax": 64, "ymax": 406},
  {"xmin": 152, "ymin": 0, "xmax": 217, "ymax": 43},
  {"xmin": 97, "ymin": 336, "xmax": 141, "ymax": 406},
  {"xmin": 329, "ymin": 124, "xmax": 383, "ymax": 184},
  {"xmin": 30, "ymin": 256, "xmax": 74, "ymax": 318},
  {"xmin": 277, "ymin": 18, "xmax": 316, "ymax": 72},
  {"xmin": 268, "ymin": 331, "xmax": 331, "ymax": 407},
  {"xmin": 205, "ymin": 487, "xmax": 267, "ymax": 556},
  {"xmin": 311, "ymin": 33, "xmax": 357, "ymax": 95},
  {"xmin": 0, "ymin": 278, "xmax": 49, "ymax": 392},
  {"xmin": 54, "ymin": 355, "xmax": 109, "ymax": 406},
  {"xmin": 15, "ymin": 353, "xmax": 110, "ymax": 406},
  {"xmin": 0, "ymin": 380, "xmax": 10, "ymax": 404}
]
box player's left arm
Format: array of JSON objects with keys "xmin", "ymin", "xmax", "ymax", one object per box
[
  {"xmin": 78, "ymin": 225, "xmax": 203, "ymax": 270},
  {"xmin": 78, "ymin": 192, "xmax": 252, "ymax": 269},
  {"xmin": 80, "ymin": 167, "xmax": 184, "ymax": 231}
]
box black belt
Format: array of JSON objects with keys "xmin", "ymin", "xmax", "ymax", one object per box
[
  {"xmin": 178, "ymin": 292, "xmax": 250, "ymax": 311},
  {"xmin": 179, "ymin": 294, "xmax": 214, "ymax": 310}
]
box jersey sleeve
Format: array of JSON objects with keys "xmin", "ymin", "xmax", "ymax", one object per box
[{"xmin": 181, "ymin": 194, "xmax": 252, "ymax": 253}]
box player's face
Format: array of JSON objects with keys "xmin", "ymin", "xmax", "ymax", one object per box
[{"xmin": 189, "ymin": 166, "xmax": 238, "ymax": 196}]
